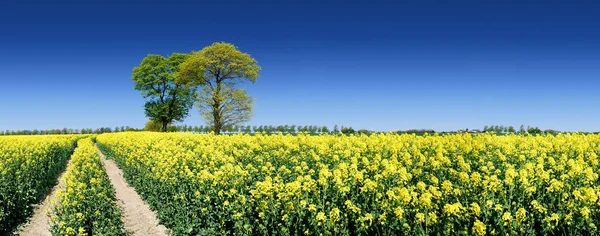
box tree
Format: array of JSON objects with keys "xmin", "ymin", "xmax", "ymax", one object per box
[
  {"xmin": 177, "ymin": 42, "xmax": 261, "ymax": 135},
  {"xmin": 132, "ymin": 53, "xmax": 196, "ymax": 132},
  {"xmin": 144, "ymin": 120, "xmax": 162, "ymax": 132},
  {"xmin": 341, "ymin": 127, "xmax": 355, "ymax": 134},
  {"xmin": 519, "ymin": 125, "xmax": 525, "ymax": 134},
  {"xmin": 508, "ymin": 126, "xmax": 515, "ymax": 133},
  {"xmin": 527, "ymin": 127, "xmax": 542, "ymax": 134}
]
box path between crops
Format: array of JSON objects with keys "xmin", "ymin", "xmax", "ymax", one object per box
[
  {"xmin": 95, "ymin": 144, "xmax": 169, "ymax": 236},
  {"xmin": 16, "ymin": 160, "xmax": 70, "ymax": 236}
]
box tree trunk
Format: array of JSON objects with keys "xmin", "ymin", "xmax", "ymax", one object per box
[
  {"xmin": 213, "ymin": 105, "xmax": 221, "ymax": 135},
  {"xmin": 161, "ymin": 121, "xmax": 168, "ymax": 132},
  {"xmin": 212, "ymin": 78, "xmax": 223, "ymax": 135}
]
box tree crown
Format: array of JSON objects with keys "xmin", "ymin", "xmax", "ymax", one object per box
[{"xmin": 177, "ymin": 42, "xmax": 261, "ymax": 87}]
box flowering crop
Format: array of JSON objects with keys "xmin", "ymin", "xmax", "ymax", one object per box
[
  {"xmin": 97, "ymin": 132, "xmax": 600, "ymax": 235},
  {"xmin": 51, "ymin": 138, "xmax": 126, "ymax": 235},
  {"xmin": 0, "ymin": 135, "xmax": 78, "ymax": 234}
]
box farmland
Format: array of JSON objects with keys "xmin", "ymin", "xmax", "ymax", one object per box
[
  {"xmin": 3, "ymin": 132, "xmax": 600, "ymax": 235},
  {"xmin": 0, "ymin": 135, "xmax": 78, "ymax": 234}
]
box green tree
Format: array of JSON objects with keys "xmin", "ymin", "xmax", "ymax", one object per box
[
  {"xmin": 132, "ymin": 53, "xmax": 195, "ymax": 132},
  {"xmin": 508, "ymin": 126, "xmax": 515, "ymax": 133},
  {"xmin": 177, "ymin": 42, "xmax": 260, "ymax": 135},
  {"xmin": 519, "ymin": 125, "xmax": 525, "ymax": 134}
]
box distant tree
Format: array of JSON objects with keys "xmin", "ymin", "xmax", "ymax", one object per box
[
  {"xmin": 144, "ymin": 120, "xmax": 162, "ymax": 132},
  {"xmin": 177, "ymin": 42, "xmax": 261, "ymax": 135},
  {"xmin": 508, "ymin": 126, "xmax": 515, "ymax": 133},
  {"xmin": 527, "ymin": 127, "xmax": 542, "ymax": 134},
  {"xmin": 289, "ymin": 125, "xmax": 296, "ymax": 134},
  {"xmin": 132, "ymin": 53, "xmax": 195, "ymax": 132},
  {"xmin": 268, "ymin": 125, "xmax": 275, "ymax": 134},
  {"xmin": 519, "ymin": 125, "xmax": 525, "ymax": 134},
  {"xmin": 333, "ymin": 125, "xmax": 339, "ymax": 133},
  {"xmin": 322, "ymin": 126, "xmax": 329, "ymax": 133},
  {"xmin": 341, "ymin": 127, "xmax": 355, "ymax": 134},
  {"xmin": 544, "ymin": 129, "xmax": 558, "ymax": 135}
]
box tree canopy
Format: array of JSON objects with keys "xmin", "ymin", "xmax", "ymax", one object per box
[
  {"xmin": 132, "ymin": 53, "xmax": 195, "ymax": 132},
  {"xmin": 177, "ymin": 42, "xmax": 261, "ymax": 134}
]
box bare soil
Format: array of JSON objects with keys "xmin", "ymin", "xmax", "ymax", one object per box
[{"xmin": 96, "ymin": 144, "xmax": 169, "ymax": 236}]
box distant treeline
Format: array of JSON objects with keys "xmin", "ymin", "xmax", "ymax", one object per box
[
  {"xmin": 1, "ymin": 124, "xmax": 596, "ymax": 136},
  {"xmin": 0, "ymin": 126, "xmax": 142, "ymax": 135},
  {"xmin": 157, "ymin": 124, "xmax": 363, "ymax": 135}
]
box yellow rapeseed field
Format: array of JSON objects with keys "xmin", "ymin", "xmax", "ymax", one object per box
[
  {"xmin": 51, "ymin": 138, "xmax": 126, "ymax": 235},
  {"xmin": 0, "ymin": 135, "xmax": 77, "ymax": 233},
  {"xmin": 97, "ymin": 132, "xmax": 600, "ymax": 235}
]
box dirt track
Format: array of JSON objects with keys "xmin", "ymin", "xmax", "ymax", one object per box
[
  {"xmin": 16, "ymin": 160, "xmax": 69, "ymax": 236},
  {"xmin": 96, "ymin": 144, "xmax": 168, "ymax": 236}
]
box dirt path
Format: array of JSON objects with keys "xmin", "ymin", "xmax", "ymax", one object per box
[
  {"xmin": 16, "ymin": 160, "xmax": 69, "ymax": 236},
  {"xmin": 95, "ymin": 144, "xmax": 169, "ymax": 236}
]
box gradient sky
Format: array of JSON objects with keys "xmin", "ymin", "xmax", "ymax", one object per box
[{"xmin": 1, "ymin": 0, "xmax": 599, "ymax": 132}]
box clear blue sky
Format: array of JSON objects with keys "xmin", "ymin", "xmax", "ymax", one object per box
[{"xmin": 1, "ymin": 0, "xmax": 599, "ymax": 132}]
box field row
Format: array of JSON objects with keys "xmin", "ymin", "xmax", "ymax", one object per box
[
  {"xmin": 0, "ymin": 135, "xmax": 77, "ymax": 234},
  {"xmin": 97, "ymin": 132, "xmax": 600, "ymax": 235},
  {"xmin": 0, "ymin": 136, "xmax": 125, "ymax": 235},
  {"xmin": 4, "ymin": 133, "xmax": 600, "ymax": 235}
]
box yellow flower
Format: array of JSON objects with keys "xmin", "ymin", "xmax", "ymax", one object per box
[
  {"xmin": 360, "ymin": 213, "xmax": 374, "ymax": 227},
  {"xmin": 394, "ymin": 206, "xmax": 404, "ymax": 219},
  {"xmin": 330, "ymin": 208, "xmax": 341, "ymax": 222},
  {"xmin": 415, "ymin": 213, "xmax": 425, "ymax": 224},
  {"xmin": 443, "ymin": 202, "xmax": 463, "ymax": 217},
  {"xmin": 516, "ymin": 208, "xmax": 526, "ymax": 222},
  {"xmin": 502, "ymin": 212, "xmax": 513, "ymax": 226},
  {"xmin": 470, "ymin": 202, "xmax": 481, "ymax": 217},
  {"xmin": 472, "ymin": 220, "xmax": 486, "ymax": 236},
  {"xmin": 419, "ymin": 192, "xmax": 433, "ymax": 208},
  {"xmin": 581, "ymin": 207, "xmax": 591, "ymax": 219},
  {"xmin": 427, "ymin": 212, "xmax": 437, "ymax": 225},
  {"xmin": 316, "ymin": 212, "xmax": 326, "ymax": 226}
]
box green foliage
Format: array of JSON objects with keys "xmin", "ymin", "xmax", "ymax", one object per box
[
  {"xmin": 51, "ymin": 138, "xmax": 126, "ymax": 235},
  {"xmin": 132, "ymin": 53, "xmax": 196, "ymax": 132},
  {"xmin": 144, "ymin": 120, "xmax": 162, "ymax": 132},
  {"xmin": 340, "ymin": 127, "xmax": 355, "ymax": 134},
  {"xmin": 527, "ymin": 127, "xmax": 542, "ymax": 134},
  {"xmin": 177, "ymin": 42, "xmax": 261, "ymax": 134},
  {"xmin": 196, "ymin": 85, "xmax": 254, "ymax": 132}
]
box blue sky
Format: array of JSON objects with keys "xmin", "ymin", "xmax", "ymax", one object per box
[{"xmin": 1, "ymin": 0, "xmax": 599, "ymax": 132}]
